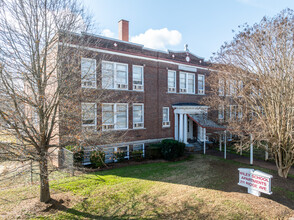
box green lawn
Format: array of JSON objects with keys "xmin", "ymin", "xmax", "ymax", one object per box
[{"xmin": 1, "ymin": 154, "xmax": 294, "ymax": 219}]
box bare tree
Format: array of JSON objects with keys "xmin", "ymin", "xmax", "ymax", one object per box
[
  {"xmin": 0, "ymin": 0, "xmax": 97, "ymax": 203},
  {"xmin": 208, "ymin": 9, "xmax": 294, "ymax": 178}
]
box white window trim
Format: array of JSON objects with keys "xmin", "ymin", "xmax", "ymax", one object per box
[
  {"xmin": 81, "ymin": 58, "xmax": 97, "ymax": 89},
  {"xmin": 133, "ymin": 143, "xmax": 145, "ymax": 157},
  {"xmin": 102, "ymin": 103, "xmax": 129, "ymax": 131},
  {"xmin": 115, "ymin": 145, "xmax": 130, "ymax": 160},
  {"xmin": 179, "ymin": 72, "xmax": 195, "ymax": 94},
  {"xmin": 132, "ymin": 65, "xmax": 144, "ymax": 91},
  {"xmin": 219, "ymin": 78, "xmax": 225, "ymax": 96},
  {"xmin": 229, "ymin": 105, "xmax": 237, "ymax": 120},
  {"xmin": 198, "ymin": 74, "xmax": 205, "ymax": 94},
  {"xmin": 167, "ymin": 70, "xmax": 177, "ymax": 93},
  {"xmin": 218, "ymin": 105, "xmax": 224, "ymax": 120},
  {"xmin": 102, "ymin": 60, "xmax": 129, "ymax": 90},
  {"xmin": 81, "ymin": 102, "xmax": 97, "ymax": 128},
  {"xmin": 133, "ymin": 103, "xmax": 144, "ymax": 129},
  {"xmin": 162, "ymin": 107, "xmax": 170, "ymax": 127}
]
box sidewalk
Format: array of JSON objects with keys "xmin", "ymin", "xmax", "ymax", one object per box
[{"xmin": 203, "ymin": 148, "xmax": 294, "ymax": 176}]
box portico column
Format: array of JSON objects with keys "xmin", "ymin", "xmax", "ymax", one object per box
[
  {"xmin": 174, "ymin": 113, "xmax": 178, "ymax": 141},
  {"xmin": 179, "ymin": 113, "xmax": 184, "ymax": 142},
  {"xmin": 203, "ymin": 128, "xmax": 206, "ymax": 154},
  {"xmin": 183, "ymin": 114, "xmax": 188, "ymax": 144}
]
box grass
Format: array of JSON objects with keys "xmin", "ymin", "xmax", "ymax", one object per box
[{"xmin": 1, "ymin": 154, "xmax": 293, "ymax": 219}]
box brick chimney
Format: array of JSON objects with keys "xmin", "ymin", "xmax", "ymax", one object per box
[{"xmin": 118, "ymin": 19, "xmax": 129, "ymax": 42}]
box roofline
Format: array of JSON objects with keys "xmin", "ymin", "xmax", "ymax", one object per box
[
  {"xmin": 167, "ymin": 49, "xmax": 205, "ymax": 60},
  {"xmin": 187, "ymin": 114, "xmax": 226, "ymax": 131}
]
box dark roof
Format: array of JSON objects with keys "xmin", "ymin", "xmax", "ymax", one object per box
[
  {"xmin": 172, "ymin": 102, "xmax": 203, "ymax": 106},
  {"xmin": 188, "ymin": 114, "xmax": 226, "ymax": 130}
]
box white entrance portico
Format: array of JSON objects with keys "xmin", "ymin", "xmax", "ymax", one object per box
[{"xmin": 172, "ymin": 103, "xmax": 209, "ymax": 144}]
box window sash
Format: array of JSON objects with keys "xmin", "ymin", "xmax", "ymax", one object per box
[
  {"xmin": 81, "ymin": 58, "xmax": 96, "ymax": 88},
  {"xmin": 168, "ymin": 70, "xmax": 176, "ymax": 89},
  {"xmin": 218, "ymin": 105, "xmax": 224, "ymax": 119},
  {"xmin": 102, "ymin": 103, "xmax": 128, "ymax": 130},
  {"xmin": 180, "ymin": 72, "xmax": 195, "ymax": 93},
  {"xmin": 102, "ymin": 61, "xmax": 128, "ymax": 89},
  {"xmin": 133, "ymin": 104, "xmax": 143, "ymax": 123},
  {"xmin": 198, "ymin": 74, "xmax": 204, "ymax": 93},
  {"xmin": 163, "ymin": 107, "xmax": 169, "ymax": 122},
  {"xmin": 180, "ymin": 73, "xmax": 186, "ymax": 89},
  {"xmin": 102, "ymin": 104, "xmax": 114, "ymax": 125},
  {"xmin": 82, "ymin": 103, "xmax": 96, "ymax": 126},
  {"xmin": 219, "ymin": 79, "xmax": 224, "ymax": 96},
  {"xmin": 133, "ymin": 66, "xmax": 143, "ymax": 85}
]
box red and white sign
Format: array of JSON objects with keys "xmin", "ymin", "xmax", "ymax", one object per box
[{"xmin": 238, "ymin": 168, "xmax": 273, "ymax": 196}]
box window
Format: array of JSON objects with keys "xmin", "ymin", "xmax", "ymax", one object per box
[
  {"xmin": 133, "ymin": 104, "xmax": 144, "ymax": 128},
  {"xmin": 162, "ymin": 107, "xmax": 170, "ymax": 127},
  {"xmin": 81, "ymin": 103, "xmax": 96, "ymax": 127},
  {"xmin": 238, "ymin": 81, "xmax": 243, "ymax": 96},
  {"xmin": 238, "ymin": 106, "xmax": 243, "ymax": 120},
  {"xmin": 229, "ymin": 105, "xmax": 237, "ymax": 120},
  {"xmin": 116, "ymin": 146, "xmax": 129, "ymax": 160},
  {"xmin": 104, "ymin": 146, "xmax": 130, "ymax": 163},
  {"xmin": 218, "ymin": 105, "xmax": 224, "ymax": 120},
  {"xmin": 133, "ymin": 144, "xmax": 145, "ymax": 157},
  {"xmin": 198, "ymin": 74, "xmax": 205, "ymax": 94},
  {"xmin": 81, "ymin": 58, "xmax": 96, "ymax": 88},
  {"xmin": 102, "ymin": 103, "xmax": 128, "ymax": 130},
  {"xmin": 180, "ymin": 72, "xmax": 195, "ymax": 94},
  {"xmin": 133, "ymin": 65, "xmax": 144, "ymax": 91},
  {"xmin": 102, "ymin": 61, "xmax": 128, "ymax": 90},
  {"xmin": 168, "ymin": 70, "xmax": 176, "ymax": 93},
  {"xmin": 219, "ymin": 79, "xmax": 225, "ymax": 96}
]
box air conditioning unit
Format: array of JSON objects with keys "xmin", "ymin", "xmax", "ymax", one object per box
[
  {"xmin": 117, "ymin": 84, "xmax": 128, "ymax": 89},
  {"xmin": 103, "ymin": 124, "xmax": 114, "ymax": 130},
  {"xmin": 162, "ymin": 121, "xmax": 170, "ymax": 127},
  {"xmin": 198, "ymin": 90, "xmax": 204, "ymax": 94},
  {"xmin": 180, "ymin": 88, "xmax": 187, "ymax": 93},
  {"xmin": 168, "ymin": 87, "xmax": 176, "ymax": 92},
  {"xmin": 134, "ymin": 123, "xmax": 143, "ymax": 128},
  {"xmin": 133, "ymin": 85, "xmax": 143, "ymax": 91}
]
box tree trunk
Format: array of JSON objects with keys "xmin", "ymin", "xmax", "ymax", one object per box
[
  {"xmin": 39, "ymin": 153, "xmax": 51, "ymax": 203},
  {"xmin": 277, "ymin": 166, "xmax": 291, "ymax": 178}
]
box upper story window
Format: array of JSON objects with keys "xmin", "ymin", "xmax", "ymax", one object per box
[
  {"xmin": 229, "ymin": 105, "xmax": 237, "ymax": 120},
  {"xmin": 162, "ymin": 107, "xmax": 170, "ymax": 127},
  {"xmin": 102, "ymin": 103, "xmax": 128, "ymax": 131},
  {"xmin": 180, "ymin": 72, "xmax": 195, "ymax": 94},
  {"xmin": 133, "ymin": 104, "xmax": 144, "ymax": 129},
  {"xmin": 198, "ymin": 74, "xmax": 205, "ymax": 94},
  {"xmin": 81, "ymin": 103, "xmax": 96, "ymax": 127},
  {"xmin": 81, "ymin": 58, "xmax": 96, "ymax": 88},
  {"xmin": 133, "ymin": 65, "xmax": 144, "ymax": 91},
  {"xmin": 219, "ymin": 79, "xmax": 225, "ymax": 96},
  {"xmin": 168, "ymin": 70, "xmax": 176, "ymax": 93},
  {"xmin": 218, "ymin": 105, "xmax": 224, "ymax": 121},
  {"xmin": 102, "ymin": 61, "xmax": 128, "ymax": 90}
]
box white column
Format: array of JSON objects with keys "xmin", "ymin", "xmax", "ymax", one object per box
[
  {"xmin": 179, "ymin": 113, "xmax": 184, "ymax": 142},
  {"xmin": 219, "ymin": 133, "xmax": 222, "ymax": 151},
  {"xmin": 224, "ymin": 130, "xmax": 227, "ymax": 159},
  {"xmin": 265, "ymin": 144, "xmax": 268, "ymax": 161},
  {"xmin": 250, "ymin": 133, "xmax": 253, "ymax": 165},
  {"xmin": 183, "ymin": 114, "xmax": 188, "ymax": 144},
  {"xmin": 203, "ymin": 128, "xmax": 206, "ymax": 154},
  {"xmin": 174, "ymin": 113, "xmax": 178, "ymax": 141}
]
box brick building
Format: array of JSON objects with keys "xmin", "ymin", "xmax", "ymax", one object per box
[{"xmin": 58, "ymin": 20, "xmax": 225, "ymax": 164}]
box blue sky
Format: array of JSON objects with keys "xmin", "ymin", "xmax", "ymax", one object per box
[{"xmin": 82, "ymin": 0, "xmax": 294, "ymax": 60}]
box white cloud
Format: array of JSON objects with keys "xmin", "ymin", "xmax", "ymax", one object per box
[
  {"xmin": 101, "ymin": 29, "xmax": 115, "ymax": 38},
  {"xmin": 131, "ymin": 28, "xmax": 182, "ymax": 50}
]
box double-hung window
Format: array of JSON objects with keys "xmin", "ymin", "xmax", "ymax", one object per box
[
  {"xmin": 198, "ymin": 74, "xmax": 205, "ymax": 94},
  {"xmin": 81, "ymin": 58, "xmax": 96, "ymax": 88},
  {"xmin": 219, "ymin": 79, "xmax": 225, "ymax": 96},
  {"xmin": 229, "ymin": 105, "xmax": 237, "ymax": 120},
  {"xmin": 168, "ymin": 70, "xmax": 176, "ymax": 93},
  {"xmin": 238, "ymin": 106, "xmax": 243, "ymax": 120},
  {"xmin": 102, "ymin": 103, "xmax": 128, "ymax": 130},
  {"xmin": 133, "ymin": 65, "xmax": 144, "ymax": 91},
  {"xmin": 133, "ymin": 144, "xmax": 145, "ymax": 157},
  {"xmin": 133, "ymin": 104, "xmax": 144, "ymax": 129},
  {"xmin": 102, "ymin": 61, "xmax": 128, "ymax": 90},
  {"xmin": 162, "ymin": 107, "xmax": 170, "ymax": 127},
  {"xmin": 179, "ymin": 72, "xmax": 195, "ymax": 94},
  {"xmin": 218, "ymin": 105, "xmax": 224, "ymax": 121},
  {"xmin": 81, "ymin": 103, "xmax": 97, "ymax": 128}
]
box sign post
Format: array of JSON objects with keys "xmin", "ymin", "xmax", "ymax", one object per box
[{"xmin": 238, "ymin": 168, "xmax": 273, "ymax": 196}]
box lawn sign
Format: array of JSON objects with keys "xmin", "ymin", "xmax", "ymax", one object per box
[{"xmin": 238, "ymin": 168, "xmax": 273, "ymax": 197}]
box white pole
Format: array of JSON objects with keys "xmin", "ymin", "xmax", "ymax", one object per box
[
  {"xmin": 224, "ymin": 130, "xmax": 227, "ymax": 159},
  {"xmin": 203, "ymin": 128, "xmax": 206, "ymax": 154},
  {"xmin": 183, "ymin": 114, "xmax": 188, "ymax": 144},
  {"xmin": 179, "ymin": 113, "xmax": 184, "ymax": 142},
  {"xmin": 219, "ymin": 133, "xmax": 222, "ymax": 151},
  {"xmin": 174, "ymin": 113, "xmax": 178, "ymax": 141},
  {"xmin": 250, "ymin": 134, "xmax": 253, "ymax": 165},
  {"xmin": 265, "ymin": 144, "xmax": 268, "ymax": 161}
]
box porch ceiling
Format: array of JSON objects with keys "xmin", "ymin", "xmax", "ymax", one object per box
[{"xmin": 188, "ymin": 114, "xmax": 226, "ymax": 131}]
